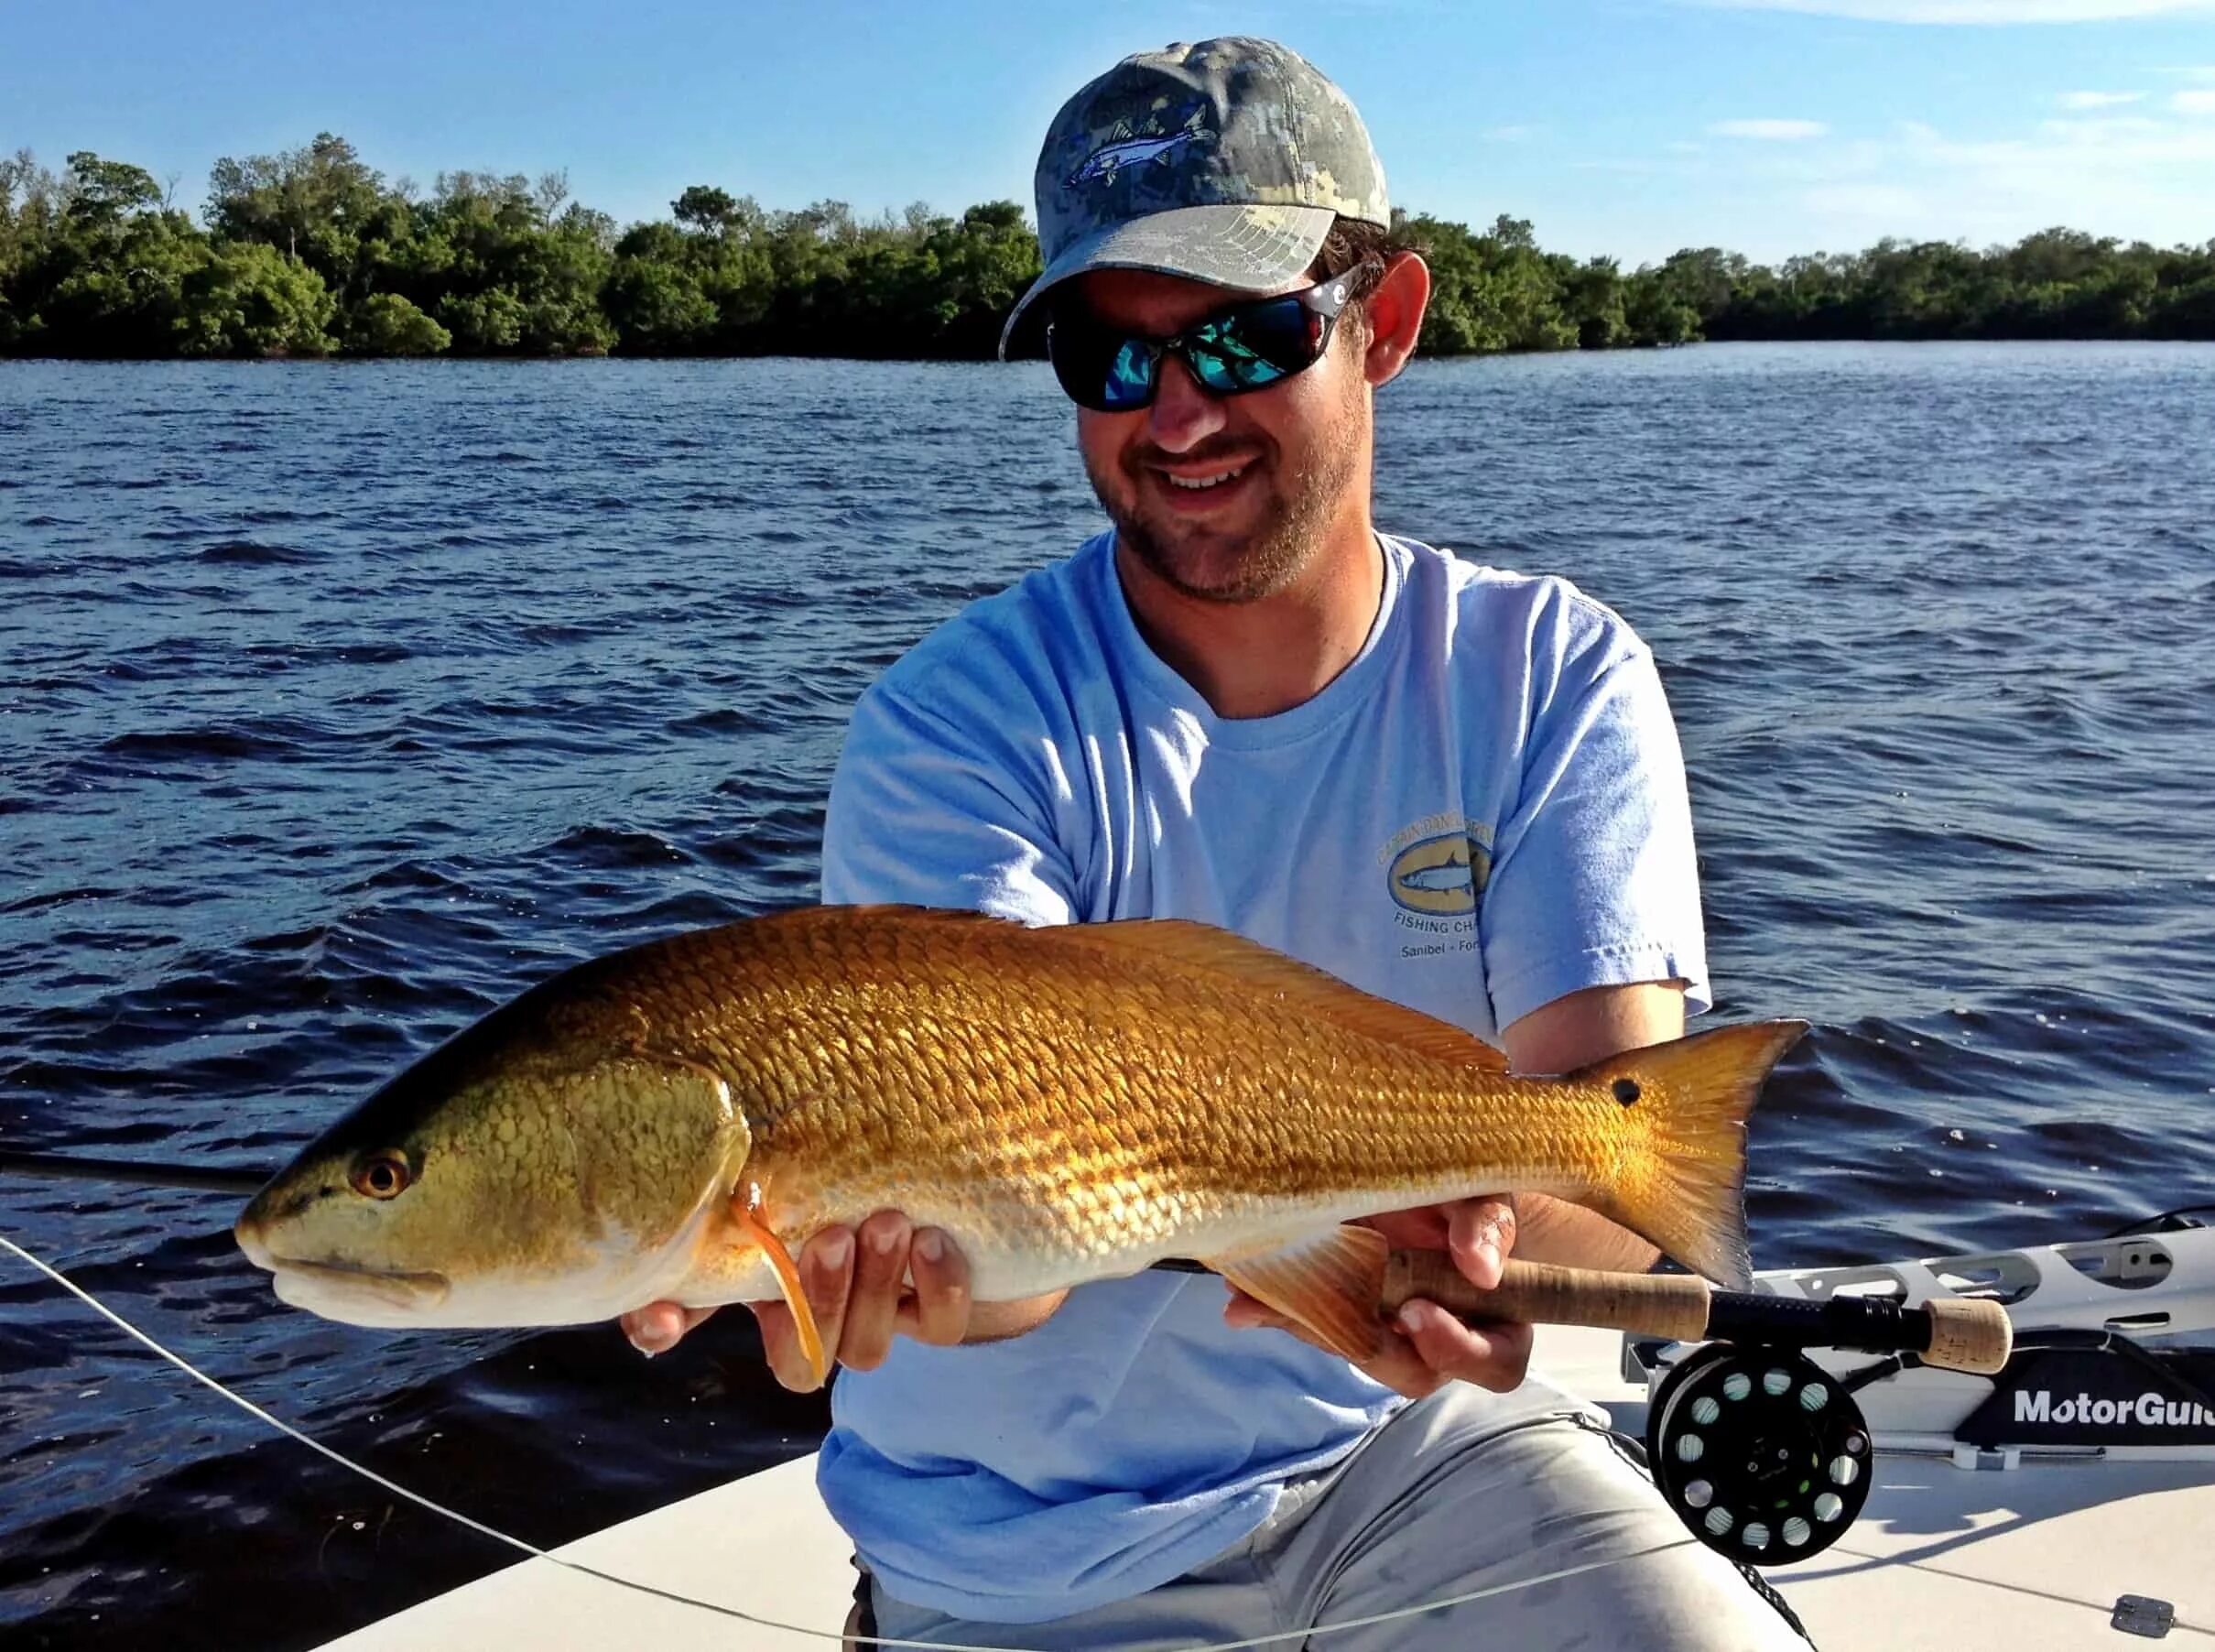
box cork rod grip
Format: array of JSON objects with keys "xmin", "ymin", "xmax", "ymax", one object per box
[
  {"xmin": 1921, "ymin": 1296, "xmax": 2014, "ymax": 1376},
  {"xmin": 1380, "ymin": 1253, "xmax": 1716, "ymax": 1343}
]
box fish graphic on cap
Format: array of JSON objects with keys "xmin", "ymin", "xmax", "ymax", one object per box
[{"xmin": 1066, "ymin": 107, "xmax": 1210, "ymax": 187}]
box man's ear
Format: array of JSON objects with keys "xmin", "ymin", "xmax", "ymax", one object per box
[{"xmin": 1360, "ymin": 251, "xmax": 1430, "ymax": 387}]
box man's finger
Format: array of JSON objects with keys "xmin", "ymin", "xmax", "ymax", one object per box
[
  {"xmin": 746, "ymin": 1299, "xmax": 798, "ymax": 1383},
  {"xmin": 1222, "ymin": 1290, "xmax": 1437, "ymax": 1396},
  {"xmin": 1393, "ymin": 1297, "xmax": 1534, "ymax": 1394},
  {"xmin": 1225, "ymin": 1285, "xmax": 1534, "ymax": 1399},
  {"xmin": 839, "ymin": 1211, "xmax": 911, "ymax": 1371},
  {"xmin": 755, "ymin": 1226, "xmax": 855, "ymax": 1392},
  {"xmin": 623, "ymin": 1301, "xmax": 716, "ymax": 1357},
  {"xmin": 904, "ymin": 1227, "xmax": 972, "ymax": 1346},
  {"xmin": 1448, "ymin": 1195, "xmax": 1517, "ymax": 1290},
  {"xmin": 1357, "ymin": 1206, "xmax": 1453, "ymax": 1251}
]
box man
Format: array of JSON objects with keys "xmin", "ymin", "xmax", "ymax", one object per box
[{"xmin": 625, "ymin": 37, "xmax": 1808, "ymax": 1649}]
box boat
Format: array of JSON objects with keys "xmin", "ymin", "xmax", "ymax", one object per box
[{"xmin": 313, "ymin": 1222, "xmax": 2215, "ymax": 1650}]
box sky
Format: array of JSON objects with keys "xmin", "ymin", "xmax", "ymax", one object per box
[{"xmin": 4, "ymin": 0, "xmax": 2212, "ymax": 265}]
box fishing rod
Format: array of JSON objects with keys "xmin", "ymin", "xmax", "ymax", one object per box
[
  {"xmin": 1378, "ymin": 1251, "xmax": 2014, "ymax": 1375},
  {"xmin": 1167, "ymin": 1250, "xmax": 2014, "ymax": 1566},
  {"xmin": 1383, "ymin": 1253, "xmax": 2014, "ymax": 1564}
]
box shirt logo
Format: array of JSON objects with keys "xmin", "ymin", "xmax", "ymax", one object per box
[{"xmin": 1386, "ymin": 831, "xmax": 1492, "ymax": 918}]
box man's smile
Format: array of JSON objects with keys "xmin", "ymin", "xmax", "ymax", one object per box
[{"xmin": 1147, "ymin": 455, "xmax": 1263, "ymax": 512}]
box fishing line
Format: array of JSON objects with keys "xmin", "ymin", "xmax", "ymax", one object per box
[
  {"xmin": 1820, "ymin": 1541, "xmax": 2215, "ymax": 1642},
  {"xmin": 0, "ymin": 1228, "xmax": 1715, "ymax": 1650},
  {"xmin": 0, "ymin": 1231, "xmax": 1007, "ymax": 1652}
]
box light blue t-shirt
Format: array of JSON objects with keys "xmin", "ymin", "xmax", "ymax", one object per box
[{"xmin": 815, "ymin": 530, "xmax": 1708, "ymax": 1624}]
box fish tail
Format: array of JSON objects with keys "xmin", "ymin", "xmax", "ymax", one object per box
[{"xmin": 1575, "ymin": 1020, "xmax": 1807, "ymax": 1291}]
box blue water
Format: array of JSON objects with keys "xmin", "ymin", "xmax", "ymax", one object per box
[{"xmin": 2, "ymin": 344, "xmax": 2211, "ymax": 1648}]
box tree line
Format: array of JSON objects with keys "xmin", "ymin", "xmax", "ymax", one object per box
[{"xmin": 2, "ymin": 136, "xmax": 2210, "ymax": 360}]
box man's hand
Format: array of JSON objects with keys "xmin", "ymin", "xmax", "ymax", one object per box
[
  {"xmin": 619, "ymin": 1210, "xmax": 974, "ymax": 1391},
  {"xmin": 1222, "ymin": 1195, "xmax": 1533, "ymax": 1399}
]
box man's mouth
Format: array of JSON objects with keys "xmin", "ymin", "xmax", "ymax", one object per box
[
  {"xmin": 1163, "ymin": 462, "xmax": 1249, "ymax": 492},
  {"xmin": 1148, "ymin": 456, "xmax": 1261, "ymax": 510}
]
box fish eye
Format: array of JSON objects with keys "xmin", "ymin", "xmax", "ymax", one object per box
[{"xmin": 351, "ymin": 1151, "xmax": 414, "ymax": 1201}]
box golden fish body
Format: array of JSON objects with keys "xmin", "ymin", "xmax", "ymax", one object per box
[{"xmin": 236, "ymin": 907, "xmax": 1802, "ymax": 1367}]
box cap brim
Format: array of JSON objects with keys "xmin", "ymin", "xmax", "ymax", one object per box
[{"xmin": 998, "ymin": 202, "xmax": 1337, "ymax": 361}]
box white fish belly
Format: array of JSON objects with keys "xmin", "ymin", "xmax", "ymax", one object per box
[
  {"xmin": 941, "ymin": 1174, "xmax": 1592, "ymax": 1302},
  {"xmin": 679, "ymin": 1168, "xmax": 1593, "ymax": 1310}
]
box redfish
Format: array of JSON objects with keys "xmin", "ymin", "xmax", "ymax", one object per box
[{"xmin": 235, "ymin": 907, "xmax": 1804, "ymax": 1383}]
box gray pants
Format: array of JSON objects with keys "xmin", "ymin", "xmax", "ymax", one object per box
[{"xmin": 858, "ymin": 1383, "xmax": 1811, "ymax": 1650}]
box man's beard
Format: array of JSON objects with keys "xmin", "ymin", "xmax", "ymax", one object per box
[{"xmin": 1087, "ymin": 418, "xmax": 1363, "ymax": 606}]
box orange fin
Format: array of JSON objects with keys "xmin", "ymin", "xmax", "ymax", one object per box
[
  {"xmin": 733, "ymin": 1200, "xmax": 826, "ymax": 1387},
  {"xmin": 1575, "ymin": 1019, "xmax": 1808, "ymax": 1292},
  {"xmin": 1207, "ymin": 1224, "xmax": 1393, "ymax": 1364}
]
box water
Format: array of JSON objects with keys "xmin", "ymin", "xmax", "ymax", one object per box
[{"xmin": 2, "ymin": 344, "xmax": 2211, "ymax": 1648}]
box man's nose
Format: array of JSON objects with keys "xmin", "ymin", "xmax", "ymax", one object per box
[{"xmin": 1145, "ymin": 353, "xmax": 1227, "ymax": 453}]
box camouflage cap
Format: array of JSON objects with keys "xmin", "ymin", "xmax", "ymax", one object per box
[{"xmin": 999, "ymin": 36, "xmax": 1390, "ymax": 359}]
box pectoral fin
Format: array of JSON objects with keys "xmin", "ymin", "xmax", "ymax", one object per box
[
  {"xmin": 1207, "ymin": 1224, "xmax": 1392, "ymax": 1364},
  {"xmin": 731, "ymin": 1198, "xmax": 827, "ymax": 1387}
]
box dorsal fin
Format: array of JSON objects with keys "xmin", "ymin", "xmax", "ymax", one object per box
[{"xmin": 792, "ymin": 907, "xmax": 1508, "ymax": 1072}]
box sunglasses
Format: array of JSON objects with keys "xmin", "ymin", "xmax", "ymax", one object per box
[{"xmin": 1045, "ymin": 274, "xmax": 1365, "ymax": 413}]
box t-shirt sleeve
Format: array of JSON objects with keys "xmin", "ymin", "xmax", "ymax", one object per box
[
  {"xmin": 820, "ymin": 675, "xmax": 1080, "ymax": 924},
  {"xmin": 1478, "ymin": 622, "xmax": 1709, "ymax": 1032}
]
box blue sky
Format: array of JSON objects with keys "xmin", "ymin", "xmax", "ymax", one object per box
[{"xmin": 5, "ymin": 0, "xmax": 2212, "ymax": 264}]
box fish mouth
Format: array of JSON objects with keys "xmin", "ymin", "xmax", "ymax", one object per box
[{"xmin": 266, "ymin": 1255, "xmax": 452, "ymax": 1313}]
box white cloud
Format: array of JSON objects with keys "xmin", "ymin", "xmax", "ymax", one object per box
[
  {"xmin": 1710, "ymin": 118, "xmax": 1831, "ymax": 138},
  {"xmin": 2177, "ymin": 89, "xmax": 2215, "ymax": 111},
  {"xmin": 1700, "ymin": 0, "xmax": 2215, "ymax": 21},
  {"xmin": 2042, "ymin": 114, "xmax": 2166, "ymax": 134},
  {"xmin": 2058, "ymin": 90, "xmax": 2146, "ymax": 106},
  {"xmin": 1534, "ymin": 85, "xmax": 2213, "ymax": 262}
]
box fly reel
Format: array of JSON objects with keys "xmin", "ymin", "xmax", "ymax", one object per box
[{"xmin": 1645, "ymin": 1342, "xmax": 1873, "ymax": 1565}]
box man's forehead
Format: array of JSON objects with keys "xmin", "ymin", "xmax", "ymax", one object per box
[{"xmin": 1063, "ymin": 266, "xmax": 1302, "ymax": 330}]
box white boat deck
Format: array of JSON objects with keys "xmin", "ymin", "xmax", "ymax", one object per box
[{"xmin": 322, "ymin": 1322, "xmax": 2212, "ymax": 1650}]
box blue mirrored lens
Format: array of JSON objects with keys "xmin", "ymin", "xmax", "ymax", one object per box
[
  {"xmin": 1103, "ymin": 341, "xmax": 1156, "ymax": 409},
  {"xmin": 1189, "ymin": 298, "xmax": 1315, "ymax": 392},
  {"xmin": 1189, "ymin": 329, "xmax": 1290, "ymax": 393}
]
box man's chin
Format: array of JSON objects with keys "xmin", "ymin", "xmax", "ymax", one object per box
[{"xmin": 1116, "ymin": 522, "xmax": 1304, "ymax": 606}]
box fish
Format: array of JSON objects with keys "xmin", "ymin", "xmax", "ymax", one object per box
[
  {"xmin": 1396, "ymin": 857, "xmax": 1474, "ymax": 895},
  {"xmin": 1066, "ymin": 113, "xmax": 1207, "ymax": 187},
  {"xmin": 234, "ymin": 906, "xmax": 1806, "ymax": 1386}
]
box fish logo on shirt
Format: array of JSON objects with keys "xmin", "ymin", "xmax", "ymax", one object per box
[
  {"xmin": 1388, "ymin": 832, "xmax": 1492, "ymax": 918},
  {"xmin": 1067, "ymin": 107, "xmax": 1210, "ymax": 188}
]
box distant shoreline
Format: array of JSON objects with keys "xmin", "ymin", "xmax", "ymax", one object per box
[
  {"xmin": 9, "ymin": 338, "xmax": 2213, "ymax": 368},
  {"xmin": 5, "ymin": 138, "xmax": 2210, "ymax": 361}
]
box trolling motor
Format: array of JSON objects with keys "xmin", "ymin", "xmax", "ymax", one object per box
[{"xmin": 1381, "ymin": 1253, "xmax": 2014, "ymax": 1566}]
